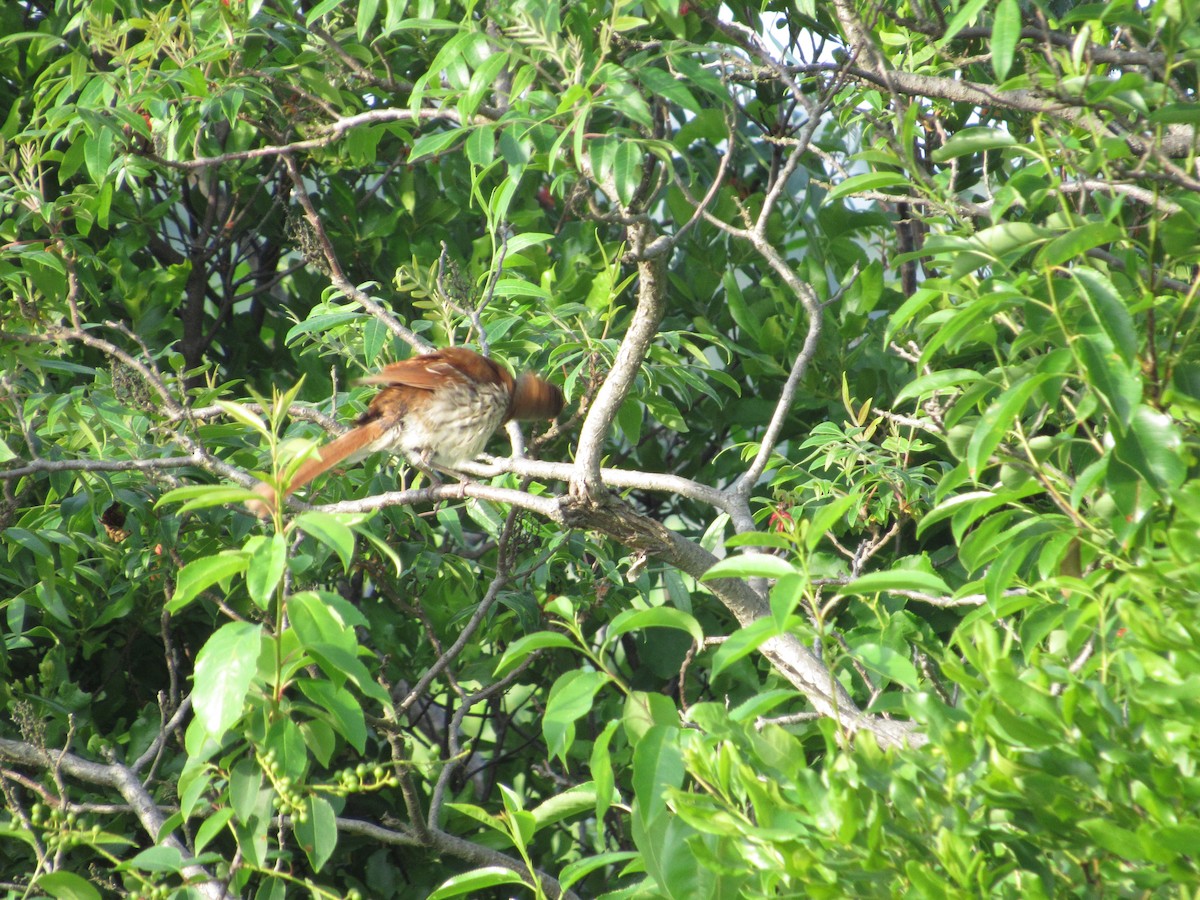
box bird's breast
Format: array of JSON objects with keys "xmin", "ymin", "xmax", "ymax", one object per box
[{"xmin": 387, "ymin": 378, "xmax": 511, "ymax": 466}]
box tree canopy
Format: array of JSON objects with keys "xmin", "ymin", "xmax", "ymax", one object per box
[{"xmin": 3, "ymin": 0, "xmax": 1200, "ymax": 896}]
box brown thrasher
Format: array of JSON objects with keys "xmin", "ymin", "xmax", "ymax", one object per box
[{"xmin": 247, "ymin": 347, "xmax": 563, "ymax": 516}]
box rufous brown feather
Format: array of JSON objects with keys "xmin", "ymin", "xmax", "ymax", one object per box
[{"xmin": 247, "ymin": 348, "xmax": 562, "ymax": 516}]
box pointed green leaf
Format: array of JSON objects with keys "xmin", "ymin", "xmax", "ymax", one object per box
[
  {"xmin": 991, "ymin": 0, "xmax": 1020, "ymax": 80},
  {"xmin": 710, "ymin": 616, "xmax": 779, "ymax": 679},
  {"xmin": 702, "ymin": 552, "xmax": 796, "ymax": 580},
  {"xmin": 854, "ymin": 642, "xmax": 920, "ymax": 690},
  {"xmin": 1040, "ymin": 223, "xmax": 1123, "ymax": 269},
  {"xmin": 966, "ymin": 374, "xmax": 1052, "ymax": 477},
  {"xmin": 428, "ymin": 867, "xmax": 529, "ymax": 899},
  {"xmin": 193, "ymin": 621, "xmax": 262, "ymax": 739},
  {"xmin": 613, "ymin": 140, "xmax": 641, "ymax": 207},
  {"xmin": 1077, "ymin": 334, "xmax": 1140, "ymax": 427},
  {"xmin": 1113, "ymin": 405, "xmax": 1185, "ymax": 493},
  {"xmin": 34, "ymin": 872, "xmax": 101, "ymax": 900},
  {"xmin": 1074, "ymin": 267, "xmax": 1137, "ymax": 363},
  {"xmin": 827, "ymin": 171, "xmax": 910, "ymax": 201},
  {"xmin": 494, "ymin": 631, "xmax": 579, "ymax": 677},
  {"xmin": 604, "ymin": 607, "xmax": 704, "ymax": 646},
  {"xmin": 294, "ymin": 512, "xmax": 356, "ymax": 570},
  {"xmin": 543, "ymin": 669, "xmax": 607, "ymax": 763},
  {"xmin": 168, "ymin": 552, "xmax": 250, "ymax": 613},
  {"xmin": 295, "ymin": 795, "xmax": 337, "ymax": 872},
  {"xmin": 246, "ymin": 533, "xmax": 287, "ymax": 609},
  {"xmin": 894, "ymin": 369, "xmax": 982, "ymax": 405},
  {"xmin": 842, "ymin": 569, "xmax": 951, "ymax": 598},
  {"xmin": 216, "ymin": 400, "xmax": 270, "ymax": 439}
]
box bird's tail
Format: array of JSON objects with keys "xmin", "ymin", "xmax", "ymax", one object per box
[
  {"xmin": 246, "ymin": 421, "xmax": 385, "ymax": 517},
  {"xmin": 508, "ymin": 373, "xmax": 564, "ymax": 421}
]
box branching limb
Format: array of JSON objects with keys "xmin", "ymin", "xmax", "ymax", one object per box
[
  {"xmin": 571, "ymin": 223, "xmax": 668, "ymax": 500},
  {"xmin": 0, "ymin": 737, "xmax": 224, "ymax": 898},
  {"xmin": 282, "ymin": 154, "xmax": 430, "ymax": 353},
  {"xmin": 557, "ymin": 491, "xmax": 924, "ymax": 749}
]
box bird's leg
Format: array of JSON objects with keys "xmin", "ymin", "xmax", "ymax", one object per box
[{"xmin": 407, "ymin": 447, "xmax": 445, "ymax": 487}]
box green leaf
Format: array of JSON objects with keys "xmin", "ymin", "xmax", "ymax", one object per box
[
  {"xmin": 637, "ymin": 67, "xmax": 700, "ymax": 113},
  {"xmin": 444, "ymin": 802, "xmax": 506, "ymax": 835},
  {"xmin": 34, "ymin": 872, "xmax": 101, "ymax": 900},
  {"xmin": 304, "ymin": 0, "xmax": 342, "ymax": 23},
  {"xmin": 893, "ymin": 369, "xmax": 982, "ymax": 405},
  {"xmin": 285, "ymin": 310, "xmax": 364, "ymax": 344},
  {"xmin": 723, "ymin": 268, "xmax": 761, "ymax": 342},
  {"xmin": 1113, "ymin": 405, "xmax": 1185, "ymax": 494},
  {"xmin": 1073, "ymin": 267, "xmax": 1137, "ymax": 363},
  {"xmin": 288, "ymin": 590, "xmax": 356, "ymax": 655},
  {"xmin": 530, "ymin": 784, "xmax": 597, "ymax": 832},
  {"xmin": 1079, "ymin": 819, "xmax": 1145, "ymax": 861},
  {"xmin": 1077, "ymin": 334, "xmax": 1139, "ymax": 427},
  {"xmin": 246, "ymin": 533, "xmax": 286, "ymax": 609},
  {"xmin": 966, "ymin": 374, "xmax": 1052, "ymax": 477},
  {"xmin": 590, "ymin": 720, "xmax": 620, "ymax": 824},
  {"xmin": 503, "ymin": 232, "xmax": 555, "ymax": 255},
  {"xmin": 702, "ymin": 552, "xmax": 795, "ymax": 580},
  {"xmin": 157, "ymin": 485, "xmax": 262, "ymax": 514},
  {"xmin": 194, "ymin": 807, "xmax": 235, "ymax": 855},
  {"xmin": 168, "ymin": 552, "xmax": 250, "ymax": 614},
  {"xmin": 827, "ymin": 171, "xmax": 910, "ymax": 201},
  {"xmin": 885, "ymin": 284, "xmax": 943, "ymax": 342},
  {"xmin": 631, "ymin": 724, "xmax": 684, "ymax": 822},
  {"xmin": 604, "ymin": 607, "xmax": 704, "ymax": 646},
  {"xmin": 710, "ymin": 616, "xmax": 779, "ymax": 679},
  {"xmin": 119, "ymin": 845, "xmax": 184, "ymax": 873},
  {"xmin": 465, "ymin": 124, "xmax": 495, "ymax": 167},
  {"xmin": 766, "ymin": 574, "xmax": 804, "ymax": 631},
  {"xmin": 192, "ymin": 621, "xmax": 263, "ymax": 739},
  {"xmin": 461, "ymin": 52, "xmax": 509, "ymax": 119},
  {"xmin": 493, "ymin": 631, "xmax": 578, "ymax": 677},
  {"xmin": 4, "ymin": 527, "xmax": 51, "ymax": 557},
  {"xmin": 959, "ymin": 223, "xmax": 1051, "ymax": 277},
  {"xmin": 613, "ymin": 140, "xmax": 642, "ymax": 207},
  {"xmin": 296, "ymin": 678, "xmax": 367, "ymax": 752},
  {"xmin": 497, "ymin": 129, "xmax": 529, "ymax": 168},
  {"xmin": 215, "ymin": 399, "xmax": 270, "ymax": 439},
  {"xmin": 805, "ymin": 495, "xmax": 861, "ymax": 552},
  {"xmin": 854, "ymin": 642, "xmax": 920, "ymax": 690},
  {"xmin": 559, "ymin": 851, "xmax": 642, "ymax": 892},
  {"xmin": 991, "ymin": 0, "xmax": 1020, "ymax": 80},
  {"xmin": 842, "ymin": 569, "xmax": 951, "ymax": 599},
  {"xmin": 294, "ymin": 512, "xmax": 356, "ymax": 571},
  {"xmin": 355, "ymin": 0, "xmax": 379, "ymax": 40},
  {"xmin": 939, "ymin": 0, "xmax": 989, "ymax": 44},
  {"xmin": 543, "ymin": 669, "xmax": 607, "ymax": 763},
  {"xmin": 428, "ymin": 867, "xmax": 529, "ymax": 899},
  {"xmin": 1149, "ymin": 103, "xmax": 1200, "ymax": 123},
  {"xmin": 84, "ymin": 127, "xmax": 114, "ymax": 184},
  {"xmin": 295, "ymin": 795, "xmax": 338, "ymax": 872},
  {"xmin": 230, "ymin": 757, "xmax": 263, "ymax": 824},
  {"xmin": 409, "ymin": 128, "xmax": 464, "ymax": 162},
  {"xmin": 1039, "ymin": 222, "xmax": 1123, "ymax": 269}
]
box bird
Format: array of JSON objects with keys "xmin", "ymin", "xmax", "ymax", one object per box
[{"xmin": 247, "ymin": 347, "xmax": 563, "ymax": 516}]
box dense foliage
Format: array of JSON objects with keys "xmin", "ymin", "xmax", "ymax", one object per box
[{"xmin": 3, "ymin": 0, "xmax": 1200, "ymax": 896}]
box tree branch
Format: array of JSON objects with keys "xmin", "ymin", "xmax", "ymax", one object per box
[
  {"xmin": 571, "ymin": 222, "xmax": 668, "ymax": 500},
  {"xmin": 0, "ymin": 738, "xmax": 223, "ymax": 898}
]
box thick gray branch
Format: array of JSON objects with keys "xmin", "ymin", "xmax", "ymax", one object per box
[
  {"xmin": 572, "ymin": 223, "xmax": 668, "ymax": 498},
  {"xmin": 0, "ymin": 738, "xmax": 223, "ymax": 898},
  {"xmin": 557, "ymin": 495, "xmax": 925, "ymax": 749}
]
